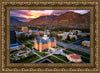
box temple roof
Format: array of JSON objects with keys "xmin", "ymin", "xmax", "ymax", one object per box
[{"xmin": 36, "ymin": 37, "xmax": 55, "ymax": 44}]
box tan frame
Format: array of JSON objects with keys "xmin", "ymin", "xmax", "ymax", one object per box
[{"xmin": 0, "ymin": 0, "xmax": 99, "ymax": 73}]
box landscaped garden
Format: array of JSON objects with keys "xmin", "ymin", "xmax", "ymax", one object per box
[
  {"xmin": 35, "ymin": 51, "xmax": 45, "ymax": 57},
  {"xmin": 48, "ymin": 56, "xmax": 64, "ymax": 63},
  {"xmin": 20, "ymin": 40, "xmax": 33, "ymax": 49},
  {"xmin": 55, "ymin": 55, "xmax": 69, "ymax": 62},
  {"xmin": 42, "ymin": 49, "xmax": 48, "ymax": 52},
  {"xmin": 13, "ymin": 53, "xmax": 39, "ymax": 63}
]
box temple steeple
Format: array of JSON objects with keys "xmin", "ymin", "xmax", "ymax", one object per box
[{"xmin": 42, "ymin": 30, "xmax": 49, "ymax": 40}]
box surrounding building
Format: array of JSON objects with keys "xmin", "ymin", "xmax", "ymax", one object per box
[
  {"xmin": 45, "ymin": 30, "xmax": 51, "ymax": 35},
  {"xmin": 77, "ymin": 33, "xmax": 87, "ymax": 36},
  {"xmin": 58, "ymin": 32, "xmax": 70, "ymax": 40},
  {"xmin": 62, "ymin": 32, "xmax": 70, "ymax": 40},
  {"xmin": 16, "ymin": 31, "xmax": 29, "ymax": 37},
  {"xmin": 58, "ymin": 32, "xmax": 78, "ymax": 40},
  {"xmin": 10, "ymin": 44, "xmax": 25, "ymax": 52},
  {"xmin": 70, "ymin": 30, "xmax": 82, "ymax": 35},
  {"xmin": 21, "ymin": 26, "xmax": 28, "ymax": 33},
  {"xmin": 29, "ymin": 30, "xmax": 44, "ymax": 36},
  {"xmin": 16, "ymin": 31, "xmax": 25, "ymax": 37},
  {"xmin": 10, "ymin": 28, "xmax": 25, "ymax": 52},
  {"xmin": 82, "ymin": 40, "xmax": 90, "ymax": 47},
  {"xmin": 66, "ymin": 54, "xmax": 82, "ymax": 63},
  {"xmin": 10, "ymin": 29, "xmax": 17, "ymax": 44},
  {"xmin": 29, "ymin": 30, "xmax": 39, "ymax": 35},
  {"xmin": 34, "ymin": 32, "xmax": 56, "ymax": 52}
]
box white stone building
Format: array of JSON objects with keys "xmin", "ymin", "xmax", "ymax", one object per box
[{"xmin": 82, "ymin": 40, "xmax": 90, "ymax": 47}]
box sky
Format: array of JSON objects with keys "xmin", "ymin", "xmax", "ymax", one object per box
[{"xmin": 10, "ymin": 10, "xmax": 90, "ymax": 22}]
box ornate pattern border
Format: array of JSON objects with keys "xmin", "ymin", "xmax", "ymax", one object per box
[{"xmin": 1, "ymin": 1, "xmax": 99, "ymax": 72}]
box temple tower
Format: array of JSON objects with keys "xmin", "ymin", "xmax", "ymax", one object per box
[
  {"xmin": 34, "ymin": 39, "xmax": 38, "ymax": 50},
  {"xmin": 39, "ymin": 39, "xmax": 42, "ymax": 52},
  {"xmin": 54, "ymin": 37, "xmax": 56, "ymax": 47},
  {"xmin": 48, "ymin": 39, "xmax": 51, "ymax": 48}
]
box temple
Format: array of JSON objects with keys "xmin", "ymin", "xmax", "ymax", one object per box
[{"xmin": 34, "ymin": 32, "xmax": 56, "ymax": 52}]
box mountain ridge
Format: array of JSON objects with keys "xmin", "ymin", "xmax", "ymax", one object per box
[{"xmin": 10, "ymin": 12, "xmax": 90, "ymax": 28}]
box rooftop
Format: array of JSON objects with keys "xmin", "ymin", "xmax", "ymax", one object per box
[
  {"xmin": 10, "ymin": 28, "xmax": 15, "ymax": 31},
  {"xmin": 10, "ymin": 45, "xmax": 25, "ymax": 49},
  {"xmin": 68, "ymin": 54, "xmax": 81, "ymax": 59}
]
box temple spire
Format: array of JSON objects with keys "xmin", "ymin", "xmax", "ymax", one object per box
[
  {"xmin": 40, "ymin": 39, "xmax": 42, "ymax": 43},
  {"xmin": 34, "ymin": 38, "xmax": 36, "ymax": 41}
]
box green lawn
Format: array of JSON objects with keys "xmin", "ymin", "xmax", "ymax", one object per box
[
  {"xmin": 27, "ymin": 45, "xmax": 33, "ymax": 49},
  {"xmin": 67, "ymin": 41, "xmax": 73, "ymax": 44},
  {"xmin": 26, "ymin": 40, "xmax": 34, "ymax": 44},
  {"xmin": 57, "ymin": 45, "xmax": 64, "ymax": 48},
  {"xmin": 48, "ymin": 56, "xmax": 64, "ymax": 63},
  {"xmin": 61, "ymin": 40, "xmax": 74, "ymax": 44},
  {"xmin": 22, "ymin": 56, "xmax": 39, "ymax": 63},
  {"xmin": 55, "ymin": 55, "xmax": 69, "ymax": 62},
  {"xmin": 21, "ymin": 40, "xmax": 33, "ymax": 49},
  {"xmin": 42, "ymin": 49, "xmax": 48, "ymax": 52},
  {"xmin": 10, "ymin": 54, "xmax": 14, "ymax": 58},
  {"xmin": 35, "ymin": 52, "xmax": 45, "ymax": 57},
  {"xmin": 81, "ymin": 57, "xmax": 90, "ymax": 63},
  {"xmin": 63, "ymin": 50, "xmax": 72, "ymax": 54}
]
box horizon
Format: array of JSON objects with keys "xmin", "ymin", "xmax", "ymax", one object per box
[{"xmin": 10, "ymin": 10, "xmax": 90, "ymax": 22}]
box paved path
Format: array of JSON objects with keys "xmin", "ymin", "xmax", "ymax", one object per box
[
  {"xmin": 33, "ymin": 52, "xmax": 42, "ymax": 58},
  {"xmin": 38, "ymin": 58, "xmax": 54, "ymax": 63},
  {"xmin": 31, "ymin": 53, "xmax": 54, "ymax": 63},
  {"xmin": 47, "ymin": 58, "xmax": 54, "ymax": 63}
]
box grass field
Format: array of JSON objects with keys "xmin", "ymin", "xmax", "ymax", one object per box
[
  {"xmin": 55, "ymin": 55, "xmax": 69, "ymax": 62},
  {"xmin": 48, "ymin": 56, "xmax": 64, "ymax": 63},
  {"xmin": 35, "ymin": 51, "xmax": 45, "ymax": 57}
]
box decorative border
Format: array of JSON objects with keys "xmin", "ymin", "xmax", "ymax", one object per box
[{"xmin": 1, "ymin": 1, "xmax": 98, "ymax": 72}]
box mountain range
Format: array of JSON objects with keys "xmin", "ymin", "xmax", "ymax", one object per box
[
  {"xmin": 10, "ymin": 11, "xmax": 90, "ymax": 28},
  {"xmin": 10, "ymin": 16, "xmax": 23, "ymax": 25}
]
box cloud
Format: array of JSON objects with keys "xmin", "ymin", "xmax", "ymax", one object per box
[
  {"xmin": 51, "ymin": 10, "xmax": 90, "ymax": 15},
  {"xmin": 68, "ymin": 10, "xmax": 90, "ymax": 14},
  {"xmin": 10, "ymin": 10, "xmax": 54, "ymax": 19},
  {"xmin": 51, "ymin": 10, "xmax": 69, "ymax": 15}
]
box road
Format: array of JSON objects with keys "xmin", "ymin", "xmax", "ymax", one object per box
[
  {"xmin": 73, "ymin": 37, "xmax": 90, "ymax": 45},
  {"xmin": 57, "ymin": 41, "xmax": 90, "ymax": 54}
]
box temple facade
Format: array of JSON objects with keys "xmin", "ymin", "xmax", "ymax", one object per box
[{"xmin": 34, "ymin": 32, "xmax": 56, "ymax": 52}]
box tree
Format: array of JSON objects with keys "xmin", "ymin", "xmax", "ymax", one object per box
[
  {"xmin": 64, "ymin": 38, "xmax": 68, "ymax": 43},
  {"xmin": 71, "ymin": 37, "xmax": 76, "ymax": 42},
  {"xmin": 67, "ymin": 35, "xmax": 71, "ymax": 41},
  {"xmin": 57, "ymin": 36, "xmax": 62, "ymax": 40},
  {"xmin": 78, "ymin": 35, "xmax": 86, "ymax": 39},
  {"xmin": 48, "ymin": 32, "xmax": 57, "ymax": 37},
  {"xmin": 17, "ymin": 34, "xmax": 27, "ymax": 41},
  {"xmin": 29, "ymin": 34, "xmax": 35, "ymax": 39},
  {"xmin": 40, "ymin": 34, "xmax": 44, "ymax": 37}
]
